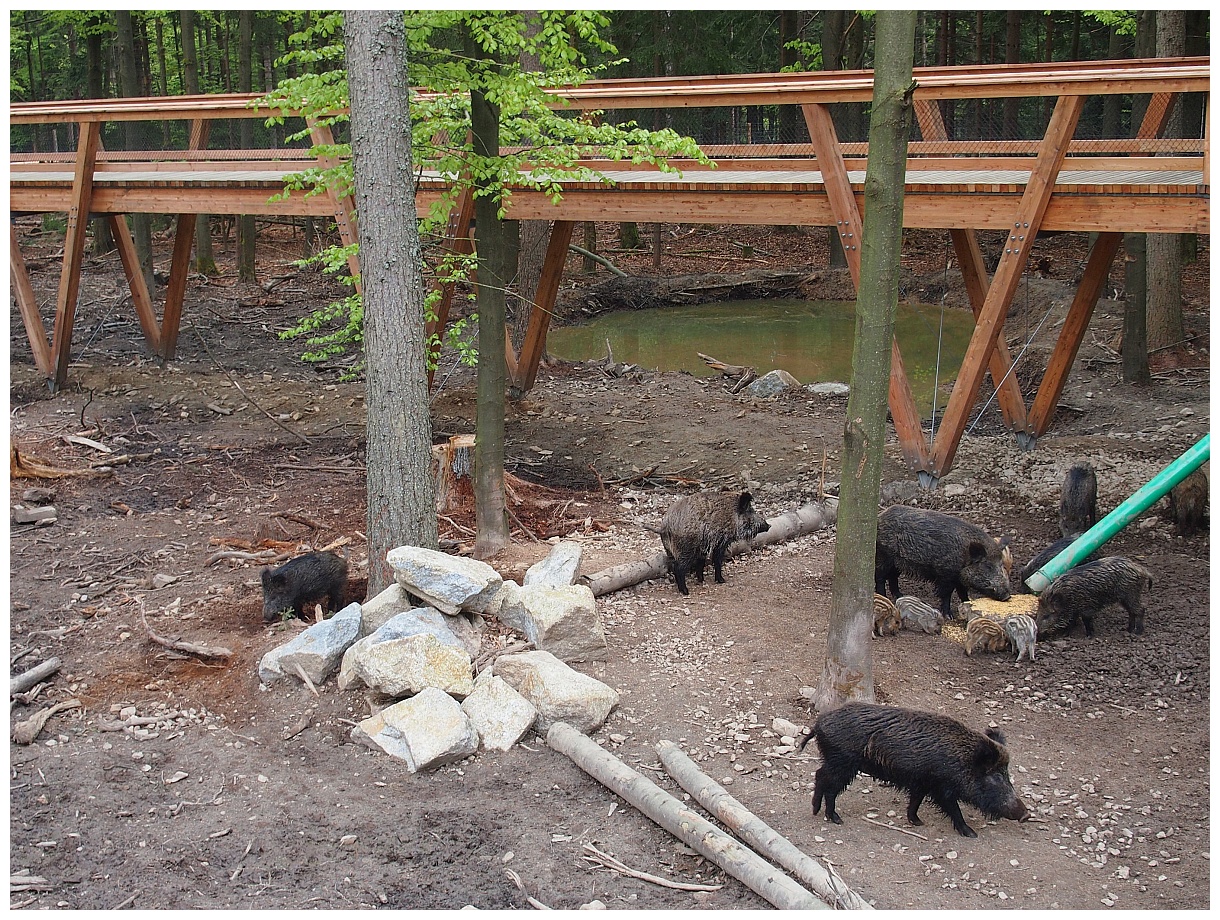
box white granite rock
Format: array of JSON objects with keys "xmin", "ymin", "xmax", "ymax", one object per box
[
  {"xmin": 340, "ymin": 632, "xmax": 473, "ymax": 698},
  {"xmin": 338, "ymin": 608, "xmax": 465, "ymax": 691},
  {"xmin": 499, "ymin": 583, "xmax": 606, "ymax": 662},
  {"xmin": 461, "ymin": 673, "xmax": 538, "ymax": 751},
  {"xmin": 492, "ymin": 650, "xmax": 618, "ymax": 733},
  {"xmin": 745, "ymin": 368, "xmax": 801, "ymax": 398},
  {"xmin": 523, "ymin": 541, "xmax": 583, "ymax": 587},
  {"xmin": 351, "ymin": 688, "xmax": 478, "ymax": 771},
  {"xmin": 359, "ymin": 583, "xmax": 421, "ymax": 635},
  {"xmin": 258, "ymin": 602, "xmax": 362, "ymax": 686},
  {"xmin": 387, "ymin": 546, "xmax": 503, "ymax": 615}
]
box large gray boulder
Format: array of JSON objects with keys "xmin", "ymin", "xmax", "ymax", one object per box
[
  {"xmin": 258, "ymin": 602, "xmax": 362, "ymax": 686},
  {"xmin": 523, "ymin": 541, "xmax": 583, "ymax": 587},
  {"xmin": 387, "ymin": 546, "xmax": 503, "ymax": 615},
  {"xmin": 338, "ymin": 608, "xmax": 473, "ymax": 697},
  {"xmin": 492, "ymin": 650, "xmax": 619, "ymax": 734},
  {"xmin": 498, "ymin": 583, "xmax": 607, "ymax": 662},
  {"xmin": 351, "ymin": 688, "xmax": 479, "ymax": 772},
  {"xmin": 745, "ymin": 369, "xmax": 801, "ymax": 398},
  {"xmin": 460, "ymin": 673, "xmax": 538, "ymax": 752}
]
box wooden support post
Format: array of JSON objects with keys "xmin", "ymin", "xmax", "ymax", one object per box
[
  {"xmin": 306, "ymin": 118, "xmax": 360, "ymax": 287},
  {"xmin": 929, "ymin": 94, "xmax": 1083, "ymax": 479},
  {"xmin": 804, "ymin": 103, "xmax": 930, "ymax": 474},
  {"xmin": 50, "ymin": 120, "xmax": 101, "ymax": 390},
  {"xmin": 1027, "ymin": 91, "xmax": 1176, "ymax": 439},
  {"xmin": 157, "ymin": 118, "xmax": 212, "ymax": 360},
  {"xmin": 426, "ymin": 187, "xmax": 476, "ymax": 386},
  {"xmin": 1027, "ymin": 232, "xmax": 1123, "ymax": 436},
  {"xmin": 10, "ymin": 224, "xmax": 55, "ymax": 377},
  {"xmin": 914, "ymin": 98, "xmax": 1030, "ymax": 439},
  {"xmin": 513, "ymin": 219, "xmax": 576, "ymax": 393},
  {"xmin": 107, "ymin": 213, "xmax": 160, "ymax": 348}
]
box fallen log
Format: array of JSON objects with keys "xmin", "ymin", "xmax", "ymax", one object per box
[
  {"xmin": 579, "ymin": 498, "xmax": 838, "ymax": 597},
  {"xmin": 656, "ymin": 740, "xmax": 872, "ymax": 910},
  {"xmin": 546, "ymin": 721, "xmax": 829, "ymax": 910},
  {"xmin": 11, "ymin": 699, "xmax": 82, "ymax": 745},
  {"xmin": 10, "ymin": 657, "xmax": 62, "ymax": 695}
]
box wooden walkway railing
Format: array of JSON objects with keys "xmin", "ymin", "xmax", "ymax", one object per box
[{"xmin": 9, "ymin": 56, "xmax": 1210, "ymax": 482}]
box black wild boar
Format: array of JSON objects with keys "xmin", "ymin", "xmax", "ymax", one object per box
[
  {"xmin": 653, "ymin": 491, "xmax": 770, "ymax": 595},
  {"xmin": 798, "ymin": 702, "xmax": 1029, "ymax": 838},
  {"xmin": 261, "ymin": 550, "xmax": 349, "ymax": 622},
  {"xmin": 1059, "ymin": 461, "xmax": 1099, "ymax": 538},
  {"xmin": 1036, "ymin": 555, "xmax": 1153, "ymax": 638},
  {"xmin": 1015, "ymin": 536, "xmax": 1098, "ymax": 593},
  {"xmin": 1168, "ymin": 469, "xmax": 1208, "ymax": 537},
  {"xmin": 874, "ymin": 506, "xmax": 1011, "ymax": 619}
]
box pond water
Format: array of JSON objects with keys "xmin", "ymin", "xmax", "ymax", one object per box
[{"xmin": 548, "ymin": 299, "xmax": 976, "ymax": 414}]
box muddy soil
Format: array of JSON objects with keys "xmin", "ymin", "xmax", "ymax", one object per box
[{"xmin": 8, "ymin": 220, "xmax": 1210, "ymax": 909}]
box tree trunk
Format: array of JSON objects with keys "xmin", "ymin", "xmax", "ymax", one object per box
[
  {"xmin": 1004, "ymin": 11, "xmax": 1022, "ymax": 138},
  {"xmin": 344, "ymin": 10, "xmax": 439, "ymax": 595},
  {"xmin": 180, "ymin": 11, "xmax": 217, "ymax": 276},
  {"xmin": 1122, "ymin": 232, "xmax": 1149, "ymax": 384},
  {"xmin": 1146, "ymin": 9, "xmax": 1185, "ymax": 352},
  {"xmin": 812, "ymin": 10, "xmax": 915, "ymax": 714},
  {"xmin": 86, "ymin": 14, "xmax": 114, "ymax": 255},
  {"xmin": 467, "ymin": 33, "xmax": 511, "ymax": 559},
  {"xmin": 237, "ymin": 11, "xmax": 257, "ymax": 284},
  {"xmin": 115, "ymin": 11, "xmax": 155, "ymax": 296}
]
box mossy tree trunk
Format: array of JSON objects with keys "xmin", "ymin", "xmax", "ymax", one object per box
[{"xmin": 813, "ymin": 10, "xmax": 916, "ymax": 713}]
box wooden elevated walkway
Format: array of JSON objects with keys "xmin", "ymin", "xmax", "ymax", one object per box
[{"xmin": 9, "ymin": 57, "xmax": 1210, "ymax": 482}]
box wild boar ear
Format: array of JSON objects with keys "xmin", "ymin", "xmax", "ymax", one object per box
[
  {"xmin": 261, "ymin": 568, "xmax": 272, "ymax": 585},
  {"xmin": 967, "ymin": 540, "xmax": 989, "ymax": 562},
  {"xmin": 984, "ymin": 726, "xmax": 1007, "ymax": 747},
  {"xmin": 737, "ymin": 492, "xmax": 754, "ymax": 513},
  {"xmin": 974, "ymin": 736, "xmax": 1003, "ymax": 770}
]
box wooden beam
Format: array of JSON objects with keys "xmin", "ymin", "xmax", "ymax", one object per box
[
  {"xmin": 1025, "ymin": 89, "xmax": 1179, "ymax": 438},
  {"xmin": 804, "ymin": 102, "xmax": 931, "ymax": 474},
  {"xmin": 159, "ymin": 118, "xmax": 212, "ymax": 360},
  {"xmin": 107, "ymin": 213, "xmax": 160, "ymax": 350},
  {"xmin": 426, "ymin": 187, "xmax": 476, "ymax": 386},
  {"xmin": 1026, "ymin": 232, "xmax": 1123, "ymax": 437},
  {"xmin": 513, "ymin": 219, "xmax": 576, "ymax": 393},
  {"xmin": 306, "ymin": 118, "xmax": 360, "ymax": 288},
  {"xmin": 49, "ymin": 120, "xmax": 101, "ymax": 390},
  {"xmin": 9, "ymin": 224, "xmax": 54, "ymax": 377},
  {"xmin": 929, "ymin": 94, "xmax": 1084, "ymax": 478}
]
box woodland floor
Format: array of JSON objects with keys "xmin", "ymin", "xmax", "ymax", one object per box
[{"xmin": 7, "ymin": 218, "xmax": 1211, "ymax": 909}]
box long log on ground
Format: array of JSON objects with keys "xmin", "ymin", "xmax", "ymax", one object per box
[
  {"xmin": 546, "ymin": 721, "xmax": 829, "ymax": 910},
  {"xmin": 10, "ymin": 657, "xmax": 62, "ymax": 695},
  {"xmin": 656, "ymin": 740, "xmax": 872, "ymax": 910},
  {"xmin": 579, "ymin": 497, "xmax": 838, "ymax": 597}
]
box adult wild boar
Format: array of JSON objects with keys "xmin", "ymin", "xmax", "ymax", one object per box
[
  {"xmin": 799, "ymin": 702, "xmax": 1029, "ymax": 838},
  {"xmin": 875, "ymin": 506, "xmax": 1011, "ymax": 619},
  {"xmin": 653, "ymin": 491, "xmax": 770, "ymax": 596}
]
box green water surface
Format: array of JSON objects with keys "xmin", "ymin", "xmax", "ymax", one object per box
[{"xmin": 548, "ymin": 299, "xmax": 975, "ymax": 414}]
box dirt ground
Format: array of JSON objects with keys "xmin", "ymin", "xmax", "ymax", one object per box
[{"xmin": 8, "ymin": 219, "xmax": 1210, "ymax": 909}]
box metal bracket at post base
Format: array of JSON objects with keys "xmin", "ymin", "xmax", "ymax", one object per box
[{"xmin": 1024, "ymin": 432, "xmax": 1210, "ymax": 594}]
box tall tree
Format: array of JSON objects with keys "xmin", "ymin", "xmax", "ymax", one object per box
[
  {"xmin": 181, "ymin": 10, "xmax": 217, "ymax": 275},
  {"xmin": 114, "ymin": 10, "xmax": 155, "ymax": 296},
  {"xmin": 344, "ymin": 10, "xmax": 439, "ymax": 592},
  {"xmin": 1003, "ymin": 11, "xmax": 1022, "ymax": 137},
  {"xmin": 236, "ymin": 10, "xmax": 257, "ymax": 283},
  {"xmin": 1145, "ymin": 9, "xmax": 1185, "ymax": 352},
  {"xmin": 812, "ymin": 9, "xmax": 916, "ymax": 712}
]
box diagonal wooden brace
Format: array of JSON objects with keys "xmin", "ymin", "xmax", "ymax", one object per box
[
  {"xmin": 929, "ymin": 94, "xmax": 1084, "ymax": 479},
  {"xmin": 804, "ymin": 102, "xmax": 930, "ymax": 473}
]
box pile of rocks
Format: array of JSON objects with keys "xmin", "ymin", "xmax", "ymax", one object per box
[{"xmin": 258, "ymin": 541, "xmax": 619, "ymax": 772}]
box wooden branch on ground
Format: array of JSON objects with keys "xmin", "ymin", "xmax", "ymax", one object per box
[
  {"xmin": 656, "ymin": 740, "xmax": 872, "ymax": 910},
  {"xmin": 10, "ymin": 657, "xmax": 62, "ymax": 695},
  {"xmin": 698, "ymin": 352, "xmax": 753, "ymax": 379},
  {"xmin": 11, "ymin": 698, "xmax": 81, "ymax": 745},
  {"xmin": 568, "ymin": 244, "xmax": 626, "ymax": 277},
  {"xmin": 546, "ymin": 722, "xmax": 829, "ymax": 910},
  {"xmin": 580, "ymin": 842, "xmax": 722, "ymax": 892},
  {"xmin": 142, "ymin": 612, "xmax": 233, "ymax": 660},
  {"xmin": 579, "ymin": 498, "xmax": 838, "ymax": 597}
]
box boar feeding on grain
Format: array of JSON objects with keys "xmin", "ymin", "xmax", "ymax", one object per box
[
  {"xmin": 653, "ymin": 490, "xmax": 770, "ymax": 595},
  {"xmin": 1015, "ymin": 536, "xmax": 1099, "ymax": 593},
  {"xmin": 1036, "ymin": 555, "xmax": 1153, "ymax": 638},
  {"xmin": 874, "ymin": 505, "xmax": 1011, "ymax": 619},
  {"xmin": 873, "ymin": 594, "xmax": 901, "ymax": 637},
  {"xmin": 964, "ymin": 615, "xmax": 1009, "ymax": 655},
  {"xmin": 896, "ymin": 595, "xmax": 944, "ymax": 634},
  {"xmin": 798, "ymin": 702, "xmax": 1029, "ymax": 838},
  {"xmin": 1004, "ymin": 613, "xmax": 1038, "ymax": 662}
]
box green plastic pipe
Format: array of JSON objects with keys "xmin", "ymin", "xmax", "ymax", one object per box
[{"xmin": 1024, "ymin": 432, "xmax": 1209, "ymax": 594}]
